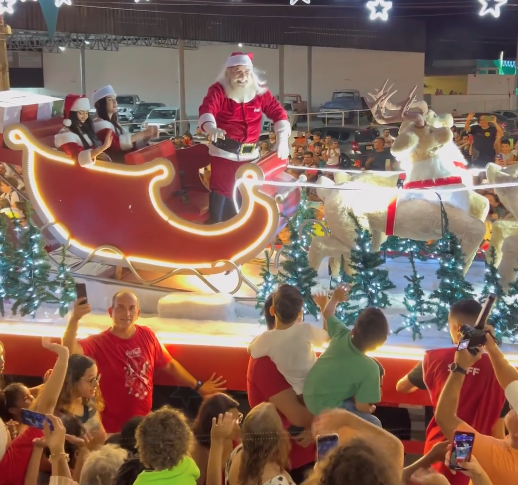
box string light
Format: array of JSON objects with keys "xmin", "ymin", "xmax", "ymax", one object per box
[
  {"xmin": 255, "ymin": 251, "xmax": 278, "ymax": 324},
  {"xmin": 366, "ymin": 0, "xmax": 392, "ymax": 21},
  {"xmin": 479, "ymin": 0, "xmax": 507, "ymax": 18}
]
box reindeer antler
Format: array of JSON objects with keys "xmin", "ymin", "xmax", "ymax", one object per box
[{"xmin": 366, "ymin": 80, "xmax": 427, "ymax": 127}]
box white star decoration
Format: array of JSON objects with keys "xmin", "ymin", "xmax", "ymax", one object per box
[
  {"xmin": 366, "ymin": 0, "xmax": 392, "ymax": 21},
  {"xmin": 0, "ymin": 0, "xmax": 17, "ymax": 15},
  {"xmin": 290, "ymin": 0, "xmax": 310, "ymax": 5},
  {"xmin": 479, "ymin": 0, "xmax": 507, "ymax": 18},
  {"xmin": 55, "ymin": 0, "xmax": 72, "ymax": 6}
]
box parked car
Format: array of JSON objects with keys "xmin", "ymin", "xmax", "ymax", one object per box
[
  {"xmin": 492, "ymin": 110, "xmax": 518, "ymax": 130},
  {"xmin": 311, "ymin": 126, "xmax": 376, "ymax": 166},
  {"xmin": 317, "ymin": 89, "xmax": 367, "ymax": 125},
  {"xmin": 128, "ymin": 102, "xmax": 166, "ymax": 132},
  {"xmin": 263, "ymin": 100, "xmax": 300, "ymax": 131},
  {"xmin": 142, "ymin": 107, "xmax": 190, "ymax": 138},
  {"xmin": 116, "ymin": 94, "xmax": 141, "ymax": 122}
]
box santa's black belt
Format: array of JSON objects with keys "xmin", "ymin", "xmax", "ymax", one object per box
[{"xmin": 212, "ymin": 138, "xmax": 256, "ymax": 155}]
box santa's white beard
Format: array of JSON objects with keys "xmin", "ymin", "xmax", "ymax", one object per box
[{"xmin": 218, "ymin": 69, "xmax": 266, "ymax": 103}]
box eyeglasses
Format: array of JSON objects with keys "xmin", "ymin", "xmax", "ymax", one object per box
[{"xmin": 85, "ymin": 374, "xmax": 101, "ymax": 386}]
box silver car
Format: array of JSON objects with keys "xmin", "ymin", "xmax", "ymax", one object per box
[{"xmin": 142, "ymin": 108, "xmax": 188, "ymax": 137}]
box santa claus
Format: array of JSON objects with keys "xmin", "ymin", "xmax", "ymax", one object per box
[{"xmin": 199, "ymin": 52, "xmax": 290, "ymax": 224}]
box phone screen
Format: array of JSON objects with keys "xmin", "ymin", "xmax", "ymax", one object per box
[
  {"xmin": 316, "ymin": 434, "xmax": 339, "ymax": 462},
  {"xmin": 457, "ymin": 339, "xmax": 470, "ymax": 351},
  {"xmin": 449, "ymin": 431, "xmax": 475, "ymax": 470},
  {"xmin": 21, "ymin": 409, "xmax": 54, "ymax": 431},
  {"xmin": 75, "ymin": 283, "xmax": 88, "ymax": 304}
]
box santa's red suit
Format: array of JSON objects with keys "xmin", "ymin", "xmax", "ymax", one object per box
[
  {"xmin": 91, "ymin": 85, "xmax": 137, "ymax": 152},
  {"xmin": 199, "ymin": 52, "xmax": 290, "ymax": 223},
  {"xmin": 54, "ymin": 93, "xmax": 101, "ymax": 167}
]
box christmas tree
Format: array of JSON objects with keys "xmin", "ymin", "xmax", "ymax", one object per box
[
  {"xmin": 255, "ymin": 251, "xmax": 278, "ymax": 322},
  {"xmin": 54, "ymin": 244, "xmax": 77, "ymax": 317},
  {"xmin": 395, "ymin": 241, "xmax": 430, "ymax": 340},
  {"xmin": 427, "ymin": 206, "xmax": 475, "ymax": 330},
  {"xmin": 341, "ymin": 211, "xmax": 395, "ymax": 325},
  {"xmin": 10, "ymin": 203, "xmax": 59, "ymax": 317},
  {"xmin": 504, "ymin": 268, "xmax": 518, "ymax": 342},
  {"xmin": 0, "ymin": 215, "xmax": 17, "ymax": 316},
  {"xmin": 278, "ymin": 190, "xmax": 319, "ymax": 317},
  {"xmin": 329, "ymin": 255, "xmax": 358, "ymax": 323}
]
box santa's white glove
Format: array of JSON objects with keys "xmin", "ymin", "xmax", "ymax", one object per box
[
  {"xmin": 276, "ymin": 137, "xmax": 290, "ymax": 160},
  {"xmin": 203, "ymin": 122, "xmax": 226, "ymax": 143}
]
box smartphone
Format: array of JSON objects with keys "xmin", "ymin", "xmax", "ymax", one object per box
[
  {"xmin": 449, "ymin": 431, "xmax": 475, "ymax": 470},
  {"xmin": 316, "ymin": 433, "xmax": 339, "ymax": 462},
  {"xmin": 457, "ymin": 339, "xmax": 470, "ymax": 351},
  {"xmin": 21, "ymin": 409, "xmax": 54, "ymax": 431},
  {"xmin": 475, "ymin": 294, "xmax": 496, "ymax": 330},
  {"xmin": 75, "ymin": 283, "xmax": 88, "ymax": 304}
]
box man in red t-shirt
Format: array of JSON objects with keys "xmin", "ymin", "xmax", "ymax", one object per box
[
  {"xmin": 247, "ymin": 356, "xmax": 315, "ymax": 484},
  {"xmin": 396, "ymin": 299, "xmax": 506, "ymax": 485},
  {"xmin": 62, "ymin": 291, "xmax": 226, "ymax": 433}
]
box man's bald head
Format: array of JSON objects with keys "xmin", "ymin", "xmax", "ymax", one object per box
[
  {"xmin": 111, "ymin": 290, "xmax": 139, "ymax": 309},
  {"xmin": 109, "ymin": 291, "xmax": 140, "ymax": 332}
]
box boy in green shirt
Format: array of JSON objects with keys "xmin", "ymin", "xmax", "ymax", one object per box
[{"xmin": 303, "ymin": 285, "xmax": 389, "ymax": 427}]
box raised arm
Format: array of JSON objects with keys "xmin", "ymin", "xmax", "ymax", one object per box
[
  {"xmin": 62, "ymin": 299, "xmax": 90, "ymax": 355},
  {"xmin": 464, "ymin": 113, "xmax": 474, "ymax": 133}
]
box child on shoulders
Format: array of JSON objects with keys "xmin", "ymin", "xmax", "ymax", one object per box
[
  {"xmin": 248, "ymin": 284, "xmax": 329, "ymax": 397},
  {"xmin": 303, "ymin": 285, "xmax": 389, "ymax": 427}
]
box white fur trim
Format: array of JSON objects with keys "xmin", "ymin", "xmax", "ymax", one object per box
[
  {"xmin": 505, "ymin": 381, "xmax": 518, "ymax": 411},
  {"xmin": 225, "ymin": 54, "xmax": 253, "ymax": 69},
  {"xmin": 208, "ymin": 144, "xmax": 258, "ymax": 162},
  {"xmin": 274, "ymin": 119, "xmax": 291, "ymax": 138},
  {"xmin": 119, "ymin": 133, "xmax": 134, "ymax": 151},
  {"xmin": 78, "ymin": 149, "xmax": 95, "ymax": 167},
  {"xmin": 55, "ymin": 130, "xmax": 82, "ymax": 148},
  {"xmin": 93, "ymin": 119, "xmax": 115, "ymax": 133},
  {"xmin": 92, "ymin": 85, "xmax": 116, "ymax": 105},
  {"xmin": 70, "ymin": 97, "xmax": 90, "ymax": 112},
  {"xmin": 63, "ymin": 119, "xmax": 72, "ymax": 127},
  {"xmin": 199, "ymin": 113, "xmax": 217, "ymax": 131}
]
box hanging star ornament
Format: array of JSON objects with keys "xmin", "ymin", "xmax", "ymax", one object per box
[
  {"xmin": 54, "ymin": 0, "xmax": 71, "ymax": 6},
  {"xmin": 0, "ymin": 0, "xmax": 17, "ymax": 15},
  {"xmin": 479, "ymin": 0, "xmax": 507, "ymax": 18},
  {"xmin": 366, "ymin": 0, "xmax": 392, "ymax": 21},
  {"xmin": 290, "ymin": 0, "xmax": 310, "ymax": 5}
]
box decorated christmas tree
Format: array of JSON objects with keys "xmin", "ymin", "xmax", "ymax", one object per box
[
  {"xmin": 395, "ymin": 241, "xmax": 430, "ymax": 340},
  {"xmin": 427, "ymin": 206, "xmax": 475, "ymax": 330},
  {"xmin": 278, "ymin": 190, "xmax": 319, "ymax": 317},
  {"xmin": 504, "ymin": 268, "xmax": 518, "ymax": 342},
  {"xmin": 329, "ymin": 255, "xmax": 358, "ymax": 323},
  {"xmin": 0, "ymin": 215, "xmax": 17, "ymax": 316},
  {"xmin": 10, "ymin": 203, "xmax": 59, "ymax": 317},
  {"xmin": 255, "ymin": 251, "xmax": 278, "ymax": 322},
  {"xmin": 340, "ymin": 211, "xmax": 395, "ymax": 325},
  {"xmin": 54, "ymin": 244, "xmax": 77, "ymax": 317}
]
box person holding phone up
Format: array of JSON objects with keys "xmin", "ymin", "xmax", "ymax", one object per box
[
  {"xmin": 464, "ymin": 113, "xmax": 503, "ymax": 168},
  {"xmin": 434, "ymin": 346, "xmax": 518, "ymax": 485}
]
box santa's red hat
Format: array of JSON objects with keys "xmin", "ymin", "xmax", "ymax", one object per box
[
  {"xmin": 225, "ymin": 52, "xmax": 254, "ymax": 69},
  {"xmin": 63, "ymin": 94, "xmax": 91, "ymax": 127}
]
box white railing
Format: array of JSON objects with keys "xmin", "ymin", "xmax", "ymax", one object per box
[{"xmin": 120, "ymin": 108, "xmax": 375, "ymax": 136}]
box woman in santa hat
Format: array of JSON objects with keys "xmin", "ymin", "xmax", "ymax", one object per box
[
  {"xmin": 54, "ymin": 94, "xmax": 113, "ymax": 166},
  {"xmin": 92, "ymin": 85, "xmax": 157, "ymax": 153}
]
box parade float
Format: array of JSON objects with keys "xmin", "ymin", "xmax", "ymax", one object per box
[{"xmin": 1, "ymin": 86, "xmax": 518, "ymax": 453}]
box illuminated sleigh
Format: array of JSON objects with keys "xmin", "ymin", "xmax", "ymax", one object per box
[{"xmin": 3, "ymin": 118, "xmax": 300, "ymax": 275}]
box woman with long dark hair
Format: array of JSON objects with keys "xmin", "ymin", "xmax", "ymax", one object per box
[
  {"xmin": 55, "ymin": 94, "xmax": 113, "ymax": 166},
  {"xmin": 92, "ymin": 85, "xmax": 157, "ymax": 152}
]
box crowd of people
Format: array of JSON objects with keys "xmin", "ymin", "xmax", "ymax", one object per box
[{"xmin": 1, "ymin": 285, "xmax": 517, "ymax": 485}]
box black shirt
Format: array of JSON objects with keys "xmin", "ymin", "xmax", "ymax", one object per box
[
  {"xmin": 470, "ymin": 125, "xmax": 497, "ymax": 163},
  {"xmin": 407, "ymin": 361, "xmax": 510, "ymax": 418},
  {"xmin": 367, "ymin": 150, "xmax": 393, "ymax": 171}
]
